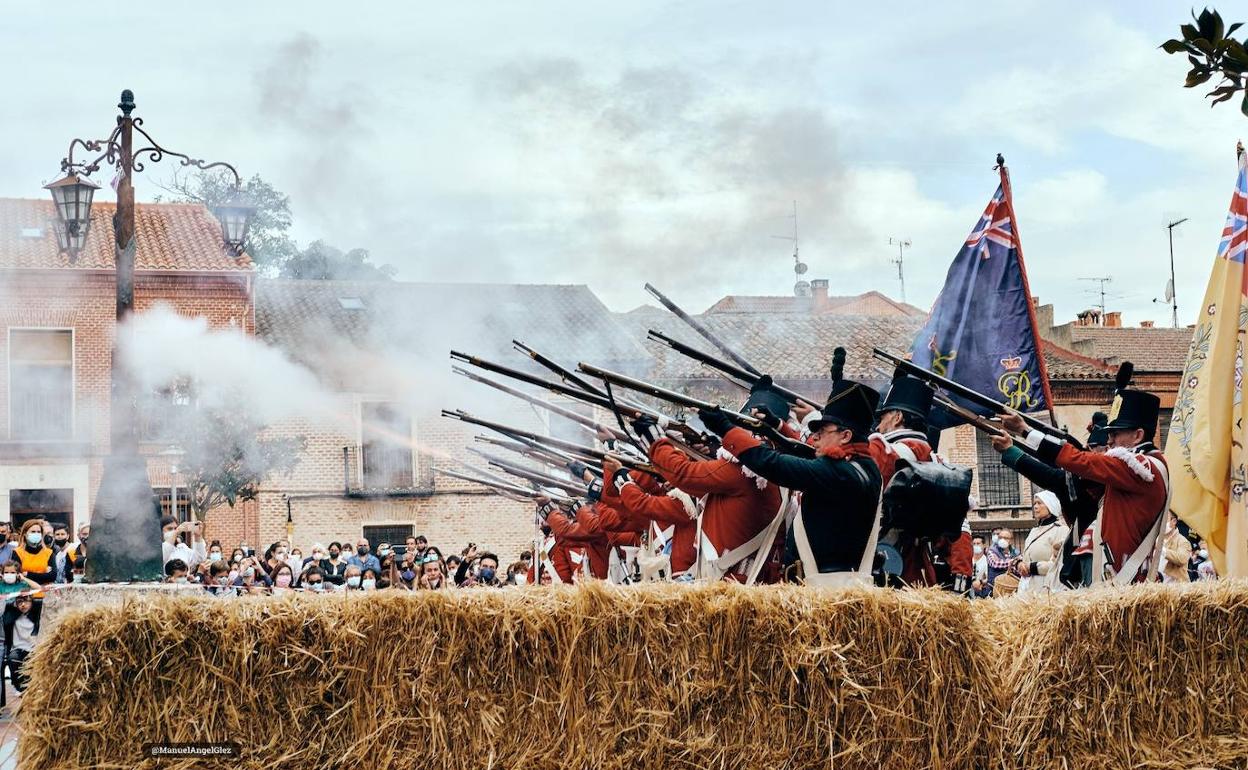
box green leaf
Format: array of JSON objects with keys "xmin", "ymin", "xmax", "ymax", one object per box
[
  {"xmin": 1212, "ymin": 9, "xmax": 1225, "ymax": 42},
  {"xmin": 1229, "ymin": 22, "xmax": 1244, "ymax": 36},
  {"xmin": 1182, "ymin": 23, "xmax": 1201, "ymax": 41},
  {"xmin": 1194, "ymin": 37, "xmax": 1215, "ymax": 54},
  {"xmin": 1226, "ymin": 38, "xmax": 1248, "ymax": 63},
  {"xmin": 1197, "ymin": 8, "xmax": 1217, "ymax": 40},
  {"xmin": 1186, "ymin": 70, "xmax": 1214, "ymax": 87},
  {"xmin": 1162, "ymin": 38, "xmax": 1189, "ymax": 53}
]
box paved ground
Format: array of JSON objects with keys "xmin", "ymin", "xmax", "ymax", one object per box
[{"xmin": 0, "ymin": 683, "xmax": 20, "ymax": 770}]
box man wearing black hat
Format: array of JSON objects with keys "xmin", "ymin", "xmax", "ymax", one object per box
[
  {"xmin": 631, "ymin": 378, "xmax": 787, "ymax": 583},
  {"xmin": 869, "ymin": 373, "xmax": 973, "ymax": 589},
  {"xmin": 999, "ymin": 364, "xmax": 1169, "ymax": 585},
  {"xmin": 697, "ymin": 349, "xmax": 883, "ymax": 586},
  {"xmin": 990, "ymin": 412, "xmax": 1108, "ymax": 589}
]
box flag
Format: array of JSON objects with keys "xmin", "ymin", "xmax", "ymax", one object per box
[
  {"xmin": 1167, "ymin": 150, "xmax": 1248, "ymax": 577},
  {"xmin": 910, "ymin": 164, "xmax": 1053, "ymax": 427}
]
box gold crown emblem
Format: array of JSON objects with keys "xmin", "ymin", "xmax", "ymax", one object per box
[{"xmin": 1109, "ymin": 394, "xmax": 1123, "ymax": 422}]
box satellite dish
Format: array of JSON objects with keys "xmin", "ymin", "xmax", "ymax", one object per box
[
  {"xmin": 1164, "ymin": 279, "xmax": 1175, "ymax": 303},
  {"xmin": 795, "ymin": 261, "xmax": 808, "ymax": 275}
]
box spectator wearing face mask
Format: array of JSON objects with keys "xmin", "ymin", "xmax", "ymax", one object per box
[
  {"xmin": 16, "ymin": 521, "xmax": 55, "ymax": 587},
  {"xmin": 232, "ymin": 557, "xmax": 271, "ymax": 591},
  {"xmin": 969, "ymin": 536, "xmax": 989, "ymax": 597},
  {"xmin": 271, "ymin": 563, "xmax": 296, "ymax": 593},
  {"xmin": 322, "ymin": 543, "xmax": 349, "ymax": 586},
  {"xmin": 1195, "ymin": 540, "xmax": 1219, "ymax": 581},
  {"xmin": 0, "ymin": 523, "xmax": 12, "ymax": 564},
  {"xmin": 4, "ymin": 593, "xmax": 41, "ymax": 692},
  {"xmin": 205, "ymin": 541, "xmax": 226, "ymax": 567},
  {"xmin": 301, "ymin": 566, "xmax": 328, "ymax": 592},
  {"xmin": 229, "ymin": 548, "xmax": 245, "ymax": 566},
  {"xmin": 161, "ymin": 516, "xmax": 206, "ymax": 571},
  {"xmin": 347, "ymin": 539, "xmax": 381, "ymax": 575},
  {"xmin": 343, "ymin": 565, "xmax": 364, "ymax": 590},
  {"xmin": 165, "ymin": 559, "xmax": 191, "ymax": 584},
  {"xmin": 205, "ymin": 560, "xmax": 235, "ymax": 596},
  {"xmin": 0, "ymin": 561, "xmax": 40, "ymax": 600},
  {"xmin": 458, "ymin": 553, "xmax": 502, "ymax": 588},
  {"xmin": 985, "ymin": 530, "xmax": 1018, "ymax": 593},
  {"xmin": 361, "ymin": 568, "xmax": 379, "ymax": 591},
  {"xmin": 48, "ymin": 523, "xmax": 75, "ymax": 584},
  {"xmin": 445, "ymin": 555, "xmax": 462, "ymax": 580}
]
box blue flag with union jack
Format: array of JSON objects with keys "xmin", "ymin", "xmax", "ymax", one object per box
[{"xmin": 910, "ymin": 171, "xmax": 1053, "ymax": 427}]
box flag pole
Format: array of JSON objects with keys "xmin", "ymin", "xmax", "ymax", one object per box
[{"xmin": 995, "ymin": 154, "xmax": 1060, "ymax": 429}]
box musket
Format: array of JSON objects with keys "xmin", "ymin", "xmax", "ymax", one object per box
[
  {"xmin": 435, "ymin": 466, "xmax": 575, "ymax": 503},
  {"xmin": 468, "ymin": 448, "xmax": 587, "ymax": 497},
  {"xmin": 513, "ymin": 340, "xmax": 609, "ymax": 399},
  {"xmin": 872, "ymin": 348, "xmax": 1076, "ymax": 444},
  {"xmin": 453, "ymin": 365, "xmax": 630, "ymax": 443},
  {"xmin": 645, "ymin": 284, "xmax": 763, "ymax": 378},
  {"xmin": 473, "ymin": 434, "xmax": 607, "ymax": 478},
  {"xmin": 442, "ymin": 410, "xmax": 657, "ymax": 474},
  {"xmin": 647, "ymin": 329, "xmax": 822, "ymax": 408},
  {"xmin": 576, "ymin": 362, "xmax": 810, "ymax": 454}
]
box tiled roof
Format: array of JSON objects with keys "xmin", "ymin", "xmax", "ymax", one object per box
[
  {"xmin": 704, "ymin": 290, "xmax": 926, "ymax": 318},
  {"xmin": 617, "ymin": 304, "xmax": 927, "ymax": 385},
  {"xmin": 0, "ymin": 197, "xmax": 252, "ymax": 272},
  {"xmin": 257, "ymin": 279, "xmax": 652, "ymax": 390},
  {"xmin": 1041, "ymin": 341, "xmax": 1114, "ymax": 380},
  {"xmin": 1068, "ymin": 326, "xmax": 1194, "ymax": 372}
]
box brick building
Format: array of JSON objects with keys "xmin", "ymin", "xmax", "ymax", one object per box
[{"xmin": 0, "ymin": 197, "xmax": 254, "ymax": 536}]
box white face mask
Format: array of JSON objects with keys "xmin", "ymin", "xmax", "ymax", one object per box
[
  {"xmin": 209, "ymin": 551, "xmax": 222, "ymax": 561},
  {"xmin": 172, "ymin": 576, "xmax": 188, "ymax": 584},
  {"xmin": 514, "ymin": 574, "xmax": 527, "ymax": 586},
  {"xmin": 361, "ymin": 578, "xmax": 377, "ymax": 590},
  {"xmin": 163, "ymin": 530, "xmax": 177, "ymax": 544},
  {"xmin": 2, "ymin": 574, "xmax": 16, "ymax": 585},
  {"xmin": 1199, "ymin": 549, "xmax": 1210, "ymax": 559},
  {"xmin": 346, "ymin": 576, "xmax": 361, "ymax": 588},
  {"xmin": 973, "ymin": 545, "xmax": 984, "ymax": 556}
]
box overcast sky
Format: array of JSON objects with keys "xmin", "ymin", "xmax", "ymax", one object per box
[{"xmin": 2, "ymin": 1, "xmax": 1242, "ymax": 325}]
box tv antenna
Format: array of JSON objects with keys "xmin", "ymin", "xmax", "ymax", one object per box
[
  {"xmin": 1079, "ymin": 276, "xmax": 1113, "ymax": 316},
  {"xmin": 772, "ymin": 200, "xmax": 808, "ymax": 296},
  {"xmin": 888, "ymin": 237, "xmax": 911, "ymax": 303},
  {"xmin": 1162, "ymin": 217, "xmax": 1187, "ymax": 328}
]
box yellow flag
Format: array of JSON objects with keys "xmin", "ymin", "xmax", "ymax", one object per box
[{"xmin": 1167, "ymin": 152, "xmax": 1248, "ymax": 577}]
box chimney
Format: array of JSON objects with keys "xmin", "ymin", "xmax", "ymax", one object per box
[
  {"xmin": 810, "ymin": 279, "xmax": 830, "ymax": 314},
  {"xmin": 1105, "ymin": 311, "xmax": 1122, "ymax": 328},
  {"xmin": 1140, "ymin": 320, "xmax": 1155, "ymax": 329}
]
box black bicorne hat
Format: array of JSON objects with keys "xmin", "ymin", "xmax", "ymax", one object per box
[
  {"xmin": 877, "ymin": 368, "xmax": 935, "ymax": 420},
  {"xmin": 809, "ymin": 348, "xmax": 880, "ymax": 436},
  {"xmin": 1103, "ymin": 362, "xmax": 1160, "ymax": 437}
]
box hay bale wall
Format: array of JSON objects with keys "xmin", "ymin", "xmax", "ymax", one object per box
[
  {"xmin": 19, "ymin": 584, "xmax": 990, "ymax": 770},
  {"xmin": 16, "ymin": 582, "xmax": 1248, "ymax": 770}
]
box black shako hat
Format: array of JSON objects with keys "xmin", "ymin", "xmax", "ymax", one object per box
[
  {"xmin": 741, "ymin": 375, "xmax": 791, "ymax": 425},
  {"xmin": 1086, "ymin": 411, "xmax": 1110, "ymax": 448},
  {"xmin": 809, "ymin": 348, "xmax": 880, "ymax": 436},
  {"xmin": 876, "ymin": 369, "xmax": 935, "ymax": 421},
  {"xmin": 1103, "ymin": 362, "xmax": 1160, "ymax": 438}
]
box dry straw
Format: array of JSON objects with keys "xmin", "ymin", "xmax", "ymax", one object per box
[
  {"xmin": 18, "ymin": 583, "xmax": 990, "ymax": 770},
  {"xmin": 15, "ymin": 581, "xmax": 1248, "ymax": 769}
]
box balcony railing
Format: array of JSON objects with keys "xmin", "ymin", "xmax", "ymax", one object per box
[{"xmin": 342, "ymin": 445, "xmax": 434, "ymax": 497}]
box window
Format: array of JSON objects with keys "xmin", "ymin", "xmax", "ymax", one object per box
[
  {"xmin": 360, "ymin": 402, "xmax": 414, "ymax": 488},
  {"xmin": 362, "ymin": 524, "xmax": 413, "ymax": 551},
  {"xmin": 8, "ymin": 488, "xmax": 74, "ymax": 534},
  {"xmin": 337, "ymin": 297, "xmax": 365, "ymax": 310},
  {"xmin": 975, "ymin": 430, "xmax": 1021, "ymax": 507},
  {"xmin": 140, "ymin": 379, "xmax": 194, "ymax": 442},
  {"xmin": 9, "ymin": 330, "xmax": 73, "ymax": 440},
  {"xmin": 153, "ymin": 486, "xmax": 191, "ymax": 522},
  {"xmin": 1157, "ymin": 408, "xmax": 1174, "ymax": 451}
]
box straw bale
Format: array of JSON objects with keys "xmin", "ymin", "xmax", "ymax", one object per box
[
  {"xmin": 988, "ymin": 581, "xmax": 1248, "ymax": 770},
  {"xmin": 18, "ymin": 583, "xmax": 989, "ymax": 770}
]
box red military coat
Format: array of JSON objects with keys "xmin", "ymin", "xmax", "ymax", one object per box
[{"xmin": 602, "ymin": 469, "xmax": 699, "ymax": 574}]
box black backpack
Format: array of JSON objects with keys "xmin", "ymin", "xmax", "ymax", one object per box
[{"xmin": 881, "ymin": 458, "xmax": 973, "ymax": 539}]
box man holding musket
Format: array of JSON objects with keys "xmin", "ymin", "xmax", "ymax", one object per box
[
  {"xmin": 995, "ymin": 363, "xmax": 1169, "ymax": 585},
  {"xmin": 697, "ymin": 349, "xmax": 883, "ymax": 587}
]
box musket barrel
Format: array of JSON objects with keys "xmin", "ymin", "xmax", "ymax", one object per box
[
  {"xmin": 645, "ymin": 284, "xmax": 764, "ymax": 377},
  {"xmin": 648, "ymin": 329, "xmax": 821, "ymax": 408},
  {"xmin": 442, "ymin": 410, "xmax": 655, "ymax": 473},
  {"xmin": 872, "ymin": 348, "xmax": 1073, "ymax": 442},
  {"xmin": 435, "ymin": 467, "xmax": 573, "ymax": 502}
]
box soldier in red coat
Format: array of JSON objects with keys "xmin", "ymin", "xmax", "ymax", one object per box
[
  {"xmin": 631, "ymin": 380, "xmax": 790, "ymax": 583},
  {"xmin": 868, "ymin": 373, "xmax": 973, "ymax": 590},
  {"xmin": 600, "ymin": 456, "xmax": 699, "ymax": 576},
  {"xmin": 1002, "ymin": 365, "xmax": 1168, "ymax": 585}
]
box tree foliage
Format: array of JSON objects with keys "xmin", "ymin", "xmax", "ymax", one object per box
[
  {"xmin": 1162, "ymin": 8, "xmax": 1248, "ymax": 114},
  {"xmin": 279, "ymin": 240, "xmax": 397, "ymax": 281},
  {"xmin": 160, "ymin": 169, "xmax": 396, "ymax": 280},
  {"xmin": 178, "ymin": 406, "xmax": 306, "ymax": 520}
]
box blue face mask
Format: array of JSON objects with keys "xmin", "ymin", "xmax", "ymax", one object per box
[
  {"xmin": 400, "ymin": 570, "xmax": 416, "ymax": 582},
  {"xmin": 478, "ymin": 567, "xmax": 496, "ymax": 583}
]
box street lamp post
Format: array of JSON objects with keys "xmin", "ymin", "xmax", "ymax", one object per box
[{"xmin": 46, "ymin": 89, "xmax": 253, "ymax": 581}]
